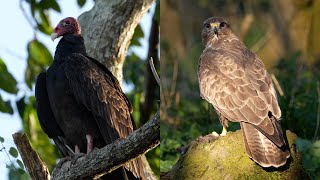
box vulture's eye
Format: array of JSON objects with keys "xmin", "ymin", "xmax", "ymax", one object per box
[
  {"xmin": 220, "ymin": 22, "xmax": 226, "ymax": 28},
  {"xmin": 205, "ymin": 23, "xmax": 210, "ymax": 29},
  {"xmin": 64, "ymin": 21, "xmax": 71, "ymax": 26}
]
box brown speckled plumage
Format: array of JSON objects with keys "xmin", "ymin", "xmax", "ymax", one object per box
[{"xmin": 198, "ymin": 17, "xmax": 290, "ymax": 167}]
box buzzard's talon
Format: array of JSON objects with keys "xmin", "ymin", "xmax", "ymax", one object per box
[{"xmin": 211, "ymin": 131, "xmax": 220, "ymax": 137}]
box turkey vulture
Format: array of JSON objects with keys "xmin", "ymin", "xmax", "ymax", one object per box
[
  {"xmin": 198, "ymin": 17, "xmax": 290, "ymax": 167},
  {"xmin": 35, "ymin": 17, "xmax": 145, "ymax": 179}
]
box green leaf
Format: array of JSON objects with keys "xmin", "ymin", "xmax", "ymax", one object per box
[
  {"xmin": 17, "ymin": 160, "xmax": 24, "ymax": 169},
  {"xmin": 0, "ymin": 95, "xmax": 13, "ymax": 114},
  {"xmin": 38, "ymin": 0, "xmax": 61, "ymax": 12},
  {"xmin": 37, "ymin": 22, "xmax": 53, "ymax": 35},
  {"xmin": 131, "ymin": 24, "xmax": 144, "ymax": 47},
  {"xmin": 9, "ymin": 147, "xmax": 18, "ymax": 158},
  {"xmin": 18, "ymin": 168, "xmax": 25, "ymax": 175},
  {"xmin": 25, "ymin": 40, "xmax": 53, "ymax": 88},
  {"xmin": 28, "ymin": 40, "xmax": 53, "ymax": 66},
  {"xmin": 36, "ymin": 10, "xmax": 53, "ymax": 35},
  {"xmin": 77, "ymin": 0, "xmax": 86, "ymax": 7},
  {"xmin": 0, "ymin": 136, "xmax": 4, "ymax": 143},
  {"xmin": 0, "ymin": 58, "xmax": 18, "ymax": 94},
  {"xmin": 39, "ymin": 10, "xmax": 50, "ymax": 27},
  {"xmin": 30, "ymin": 0, "xmax": 37, "ymax": 17}
]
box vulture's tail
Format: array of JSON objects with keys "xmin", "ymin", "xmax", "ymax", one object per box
[
  {"xmin": 125, "ymin": 157, "xmax": 145, "ymax": 180},
  {"xmin": 240, "ymin": 122, "xmax": 290, "ymax": 167}
]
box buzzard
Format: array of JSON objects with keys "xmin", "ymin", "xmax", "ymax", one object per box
[
  {"xmin": 198, "ymin": 17, "xmax": 290, "ymax": 167},
  {"xmin": 35, "ymin": 17, "xmax": 144, "ymax": 179}
]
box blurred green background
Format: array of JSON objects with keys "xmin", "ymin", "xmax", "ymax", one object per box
[
  {"xmin": 0, "ymin": 0, "xmax": 160, "ymax": 179},
  {"xmin": 160, "ymin": 0, "xmax": 320, "ymax": 179}
]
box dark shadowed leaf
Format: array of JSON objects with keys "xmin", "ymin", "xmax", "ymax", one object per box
[
  {"xmin": 29, "ymin": 0, "xmax": 37, "ymax": 17},
  {"xmin": 38, "ymin": 0, "xmax": 61, "ymax": 12},
  {"xmin": 8, "ymin": 164, "xmax": 29, "ymax": 180},
  {"xmin": 0, "ymin": 136, "xmax": 4, "ymax": 143},
  {"xmin": 0, "ymin": 95, "xmax": 13, "ymax": 114},
  {"xmin": 17, "ymin": 159, "xmax": 24, "ymax": 169},
  {"xmin": 9, "ymin": 147, "xmax": 18, "ymax": 158},
  {"xmin": 0, "ymin": 58, "xmax": 18, "ymax": 94},
  {"xmin": 16, "ymin": 96, "xmax": 26, "ymax": 119},
  {"xmin": 25, "ymin": 40, "xmax": 53, "ymax": 88},
  {"xmin": 155, "ymin": 0, "xmax": 160, "ymax": 23},
  {"xmin": 131, "ymin": 24, "xmax": 144, "ymax": 46},
  {"xmin": 77, "ymin": 0, "xmax": 86, "ymax": 7}
]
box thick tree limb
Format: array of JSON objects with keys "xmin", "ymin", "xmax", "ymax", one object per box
[
  {"xmin": 51, "ymin": 110, "xmax": 160, "ymax": 180},
  {"xmin": 12, "ymin": 133, "xmax": 50, "ymax": 180},
  {"xmin": 78, "ymin": 0, "xmax": 155, "ymax": 83}
]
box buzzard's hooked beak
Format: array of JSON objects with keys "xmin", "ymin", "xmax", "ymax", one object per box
[{"xmin": 211, "ymin": 22, "xmax": 220, "ymax": 34}]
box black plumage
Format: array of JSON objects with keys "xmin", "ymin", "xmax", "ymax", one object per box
[{"xmin": 35, "ymin": 17, "xmax": 144, "ymax": 179}]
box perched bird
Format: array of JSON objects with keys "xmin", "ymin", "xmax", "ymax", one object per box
[
  {"xmin": 35, "ymin": 17, "xmax": 145, "ymax": 179},
  {"xmin": 198, "ymin": 17, "xmax": 290, "ymax": 167}
]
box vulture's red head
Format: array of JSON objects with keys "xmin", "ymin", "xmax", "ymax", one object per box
[{"xmin": 51, "ymin": 17, "xmax": 81, "ymax": 41}]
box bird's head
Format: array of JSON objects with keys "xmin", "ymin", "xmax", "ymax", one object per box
[
  {"xmin": 201, "ymin": 17, "xmax": 231, "ymax": 46},
  {"xmin": 51, "ymin": 17, "xmax": 81, "ymax": 41}
]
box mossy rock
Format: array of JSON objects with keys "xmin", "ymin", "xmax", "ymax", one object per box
[{"xmin": 161, "ymin": 130, "xmax": 309, "ymax": 180}]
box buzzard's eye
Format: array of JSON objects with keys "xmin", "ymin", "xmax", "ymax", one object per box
[
  {"xmin": 220, "ymin": 22, "xmax": 226, "ymax": 28},
  {"xmin": 205, "ymin": 24, "xmax": 210, "ymax": 29}
]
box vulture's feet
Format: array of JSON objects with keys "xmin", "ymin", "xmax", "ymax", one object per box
[
  {"xmin": 71, "ymin": 153, "xmax": 85, "ymax": 165},
  {"xmin": 56, "ymin": 156, "xmax": 71, "ymax": 169}
]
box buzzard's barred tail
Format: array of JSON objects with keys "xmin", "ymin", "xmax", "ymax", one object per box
[{"xmin": 240, "ymin": 122, "xmax": 290, "ymax": 168}]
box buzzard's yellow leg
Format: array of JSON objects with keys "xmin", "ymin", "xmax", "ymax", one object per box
[{"xmin": 220, "ymin": 126, "xmax": 227, "ymax": 136}]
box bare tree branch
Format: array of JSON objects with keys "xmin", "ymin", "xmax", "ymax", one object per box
[
  {"xmin": 12, "ymin": 133, "xmax": 50, "ymax": 180},
  {"xmin": 149, "ymin": 57, "xmax": 160, "ymax": 86},
  {"xmin": 51, "ymin": 110, "xmax": 160, "ymax": 180}
]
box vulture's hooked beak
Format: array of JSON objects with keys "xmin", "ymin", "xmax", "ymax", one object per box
[{"xmin": 51, "ymin": 33, "xmax": 58, "ymax": 41}]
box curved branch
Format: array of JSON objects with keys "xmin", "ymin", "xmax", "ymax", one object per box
[{"xmin": 51, "ymin": 110, "xmax": 160, "ymax": 180}]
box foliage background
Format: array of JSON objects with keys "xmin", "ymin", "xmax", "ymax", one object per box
[
  {"xmin": 0, "ymin": 0, "xmax": 160, "ymax": 179},
  {"xmin": 160, "ymin": 0, "xmax": 320, "ymax": 179}
]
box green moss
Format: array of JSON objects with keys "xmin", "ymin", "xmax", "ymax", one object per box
[{"xmin": 162, "ymin": 130, "xmax": 309, "ymax": 180}]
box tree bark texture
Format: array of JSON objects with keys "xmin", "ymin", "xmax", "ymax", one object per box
[
  {"xmin": 12, "ymin": 133, "xmax": 50, "ymax": 180},
  {"xmin": 78, "ymin": 0, "xmax": 155, "ymax": 84},
  {"xmin": 51, "ymin": 110, "xmax": 160, "ymax": 180}
]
